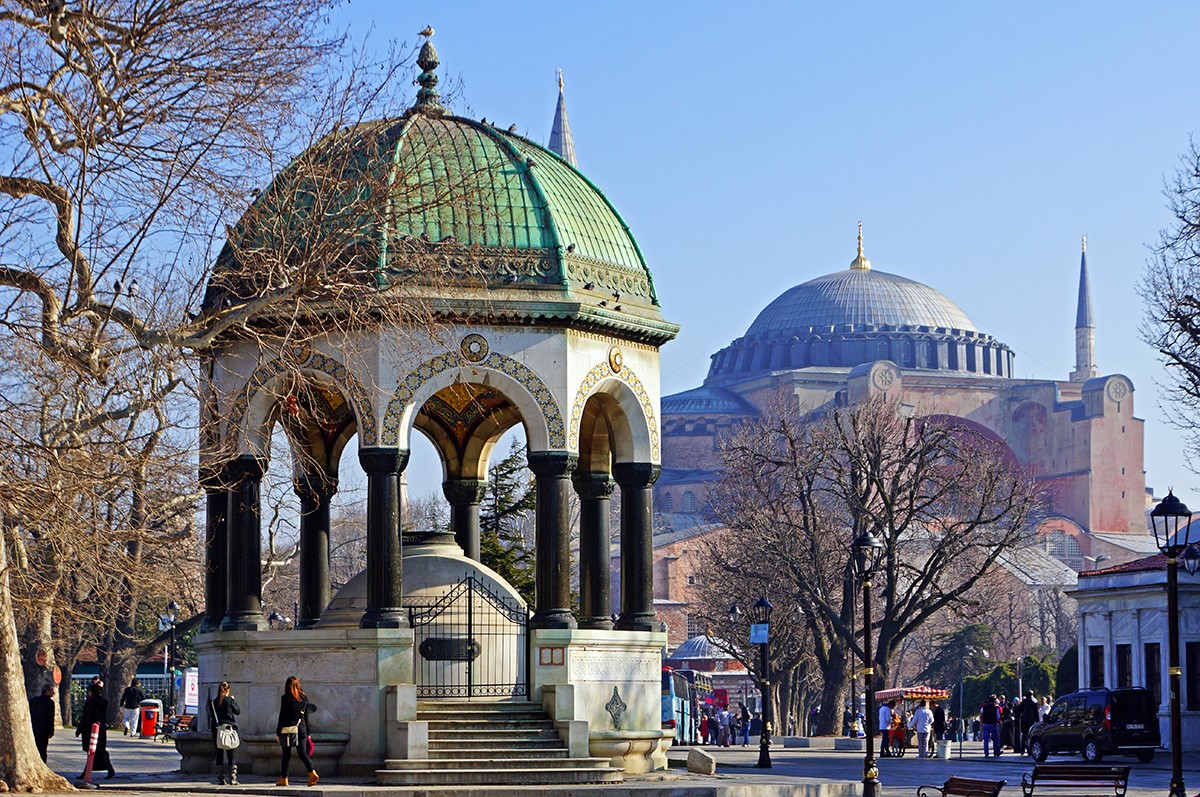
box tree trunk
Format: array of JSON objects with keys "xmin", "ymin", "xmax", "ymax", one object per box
[
  {"xmin": 814, "ymin": 644, "xmax": 848, "ymax": 735},
  {"xmin": 0, "ymin": 519, "xmax": 72, "ymax": 791}
]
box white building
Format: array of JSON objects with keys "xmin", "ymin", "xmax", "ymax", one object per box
[{"xmin": 1073, "ymin": 554, "xmax": 1200, "ymax": 752}]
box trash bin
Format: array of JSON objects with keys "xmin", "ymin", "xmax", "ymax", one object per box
[
  {"xmin": 936, "ymin": 740, "xmax": 951, "ymax": 760},
  {"xmin": 139, "ymin": 699, "xmax": 162, "ymax": 737}
]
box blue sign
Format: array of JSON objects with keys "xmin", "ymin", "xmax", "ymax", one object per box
[{"xmin": 750, "ymin": 623, "xmax": 769, "ymax": 644}]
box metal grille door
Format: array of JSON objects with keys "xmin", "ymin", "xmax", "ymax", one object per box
[{"xmin": 407, "ymin": 576, "xmax": 530, "ymax": 699}]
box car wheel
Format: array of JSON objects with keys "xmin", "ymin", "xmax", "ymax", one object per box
[
  {"xmin": 1030, "ymin": 739, "xmax": 1048, "ymax": 762},
  {"xmin": 1082, "ymin": 739, "xmax": 1102, "ymax": 763},
  {"xmin": 1136, "ymin": 749, "xmax": 1154, "ymax": 763}
]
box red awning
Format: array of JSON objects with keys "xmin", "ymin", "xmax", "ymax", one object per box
[{"xmin": 874, "ymin": 686, "xmax": 951, "ymax": 701}]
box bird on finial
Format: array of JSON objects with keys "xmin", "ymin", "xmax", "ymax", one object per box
[
  {"xmin": 419, "ymin": 25, "xmax": 434, "ymax": 38},
  {"xmin": 1082, "ymin": 233, "xmax": 1087, "ymax": 253}
]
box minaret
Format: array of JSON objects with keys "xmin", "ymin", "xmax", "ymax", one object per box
[
  {"xmin": 548, "ymin": 69, "xmax": 578, "ymax": 167},
  {"xmin": 1069, "ymin": 234, "xmax": 1099, "ymax": 382}
]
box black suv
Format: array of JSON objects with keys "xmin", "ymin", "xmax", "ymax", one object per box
[{"xmin": 1027, "ymin": 687, "xmax": 1160, "ymax": 763}]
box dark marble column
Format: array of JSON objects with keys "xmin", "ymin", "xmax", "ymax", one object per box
[
  {"xmin": 527, "ymin": 451, "xmax": 578, "ymax": 629},
  {"xmin": 295, "ymin": 471, "xmax": 337, "ymax": 629},
  {"xmin": 221, "ymin": 456, "xmax": 268, "ymax": 631},
  {"xmin": 573, "ymin": 472, "xmax": 615, "ymax": 630},
  {"xmin": 613, "ymin": 462, "xmax": 660, "ymax": 631},
  {"xmin": 443, "ymin": 478, "xmax": 488, "ymax": 561},
  {"xmin": 200, "ymin": 467, "xmax": 229, "ymax": 633},
  {"xmin": 358, "ymin": 447, "xmax": 409, "ymax": 629}
]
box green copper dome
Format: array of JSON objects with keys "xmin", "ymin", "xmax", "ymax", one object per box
[{"xmin": 206, "ymin": 44, "xmax": 676, "ymax": 345}]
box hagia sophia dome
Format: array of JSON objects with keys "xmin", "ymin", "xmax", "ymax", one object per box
[{"xmin": 701, "ymin": 225, "xmax": 1013, "ymax": 388}]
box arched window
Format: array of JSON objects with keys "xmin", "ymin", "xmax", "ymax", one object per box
[
  {"xmin": 659, "ymin": 492, "xmax": 675, "ymax": 513},
  {"xmin": 1046, "ymin": 529, "xmax": 1083, "ymax": 570},
  {"xmin": 681, "ymin": 491, "xmax": 698, "ymax": 513}
]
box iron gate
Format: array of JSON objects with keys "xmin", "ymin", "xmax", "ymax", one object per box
[{"xmin": 406, "ymin": 576, "xmax": 530, "ymax": 699}]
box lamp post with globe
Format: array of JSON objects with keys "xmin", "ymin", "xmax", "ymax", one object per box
[
  {"xmin": 730, "ymin": 597, "xmax": 774, "ymax": 768},
  {"xmin": 852, "ymin": 530, "xmax": 885, "ymax": 797},
  {"xmin": 1149, "ymin": 491, "xmax": 1199, "ymax": 797}
]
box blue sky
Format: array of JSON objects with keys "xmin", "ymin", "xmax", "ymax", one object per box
[{"xmin": 331, "ymin": 2, "xmax": 1200, "ymax": 504}]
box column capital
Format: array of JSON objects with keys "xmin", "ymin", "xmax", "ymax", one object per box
[
  {"xmin": 223, "ymin": 455, "xmax": 267, "ymax": 483},
  {"xmin": 526, "ymin": 451, "xmax": 578, "ymax": 478},
  {"xmin": 442, "ymin": 478, "xmax": 488, "ymax": 505},
  {"xmin": 294, "ymin": 471, "xmax": 338, "ymax": 503},
  {"xmin": 613, "ymin": 461, "xmax": 661, "ymax": 489},
  {"xmin": 358, "ymin": 447, "xmax": 409, "ymax": 475},
  {"xmin": 573, "ymin": 471, "xmax": 616, "ymax": 500}
]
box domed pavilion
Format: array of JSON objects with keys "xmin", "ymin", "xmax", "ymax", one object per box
[{"xmin": 196, "ymin": 34, "xmax": 676, "ymax": 779}]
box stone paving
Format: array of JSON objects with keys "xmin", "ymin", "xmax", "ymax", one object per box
[{"xmin": 38, "ymin": 729, "xmax": 1200, "ymax": 796}]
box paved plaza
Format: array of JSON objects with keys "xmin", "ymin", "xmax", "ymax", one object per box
[{"xmin": 37, "ymin": 730, "xmax": 1200, "ymax": 796}]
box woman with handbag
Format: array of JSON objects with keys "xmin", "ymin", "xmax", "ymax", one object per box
[
  {"xmin": 207, "ymin": 681, "xmax": 241, "ymax": 785},
  {"xmin": 275, "ymin": 675, "xmax": 318, "ymax": 787}
]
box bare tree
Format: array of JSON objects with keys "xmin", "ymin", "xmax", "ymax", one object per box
[
  {"xmin": 1141, "ymin": 138, "xmax": 1200, "ymax": 471},
  {"xmin": 694, "ymin": 393, "xmax": 1046, "ymax": 735}
]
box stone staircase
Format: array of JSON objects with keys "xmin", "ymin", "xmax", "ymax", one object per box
[{"xmin": 376, "ymin": 701, "xmax": 623, "ymax": 786}]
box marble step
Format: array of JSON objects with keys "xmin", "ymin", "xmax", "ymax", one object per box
[
  {"xmin": 383, "ymin": 756, "xmax": 613, "ymax": 771},
  {"xmin": 428, "ymin": 727, "xmax": 560, "ymax": 740},
  {"xmin": 427, "ymin": 746, "xmax": 569, "ymax": 759},
  {"xmin": 428, "ymin": 736, "xmax": 564, "ymax": 750},
  {"xmin": 376, "ymin": 766, "xmax": 623, "ymax": 786},
  {"xmin": 425, "ymin": 718, "xmax": 557, "ymax": 732}
]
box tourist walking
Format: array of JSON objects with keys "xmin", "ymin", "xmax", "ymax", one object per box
[
  {"xmin": 740, "ymin": 703, "xmax": 751, "ymax": 746},
  {"xmin": 909, "ymin": 700, "xmax": 934, "ymax": 758},
  {"xmin": 119, "ymin": 678, "xmax": 145, "ymax": 736},
  {"xmin": 1039, "ymin": 695, "xmax": 1052, "ymax": 721},
  {"xmin": 716, "ymin": 704, "xmax": 732, "ymax": 746},
  {"xmin": 76, "ymin": 681, "xmax": 114, "ymax": 779},
  {"xmin": 878, "ymin": 700, "xmax": 893, "ymax": 756},
  {"xmin": 980, "ymin": 695, "xmax": 1002, "ymax": 758},
  {"xmin": 208, "ymin": 681, "xmax": 242, "ymax": 785},
  {"xmin": 29, "ymin": 684, "xmax": 56, "ymax": 763},
  {"xmin": 275, "ymin": 675, "xmax": 319, "ymax": 787}
]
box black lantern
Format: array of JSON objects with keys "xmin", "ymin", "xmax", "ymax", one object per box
[
  {"xmin": 728, "ymin": 603, "xmax": 743, "ymax": 625},
  {"xmin": 1150, "ymin": 490, "xmax": 1195, "ymax": 553},
  {"xmin": 851, "ymin": 530, "xmax": 885, "ymax": 580},
  {"xmin": 1182, "ymin": 545, "xmax": 1200, "ymax": 577},
  {"xmin": 1149, "ymin": 490, "xmax": 1195, "ymax": 797},
  {"xmin": 750, "ymin": 596, "xmax": 773, "ymax": 626}
]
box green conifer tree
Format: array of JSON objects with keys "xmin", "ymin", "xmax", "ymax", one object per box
[{"xmin": 479, "ymin": 439, "xmax": 536, "ymax": 604}]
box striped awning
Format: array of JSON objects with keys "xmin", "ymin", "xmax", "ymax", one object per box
[{"xmin": 874, "ymin": 686, "xmax": 950, "ymax": 701}]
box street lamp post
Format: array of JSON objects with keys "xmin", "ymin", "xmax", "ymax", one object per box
[
  {"xmin": 1149, "ymin": 491, "xmax": 1198, "ymax": 797},
  {"xmin": 852, "ymin": 530, "xmax": 885, "ymax": 797},
  {"xmin": 730, "ymin": 598, "xmax": 774, "ymax": 768},
  {"xmin": 162, "ymin": 600, "xmax": 180, "ymax": 713}
]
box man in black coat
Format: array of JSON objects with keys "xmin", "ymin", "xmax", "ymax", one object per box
[
  {"xmin": 1017, "ymin": 690, "xmax": 1040, "ymax": 755},
  {"xmin": 119, "ymin": 678, "xmax": 145, "ymax": 736},
  {"xmin": 29, "ymin": 684, "xmax": 56, "ymax": 762}
]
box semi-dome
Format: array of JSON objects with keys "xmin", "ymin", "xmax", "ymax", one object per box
[
  {"xmin": 701, "ymin": 227, "xmax": 1012, "ymax": 386},
  {"xmin": 204, "ymin": 37, "xmax": 675, "ymax": 344}
]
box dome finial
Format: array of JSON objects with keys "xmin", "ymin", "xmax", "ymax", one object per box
[
  {"xmin": 850, "ymin": 221, "xmax": 872, "ymax": 271},
  {"xmin": 557, "ymin": 67, "xmax": 564, "ymax": 92},
  {"xmin": 408, "ymin": 26, "xmax": 445, "ymax": 117},
  {"xmin": 1082, "ymin": 233, "xmax": 1087, "ymax": 253}
]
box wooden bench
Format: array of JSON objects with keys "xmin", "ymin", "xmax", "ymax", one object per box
[
  {"xmin": 1020, "ymin": 763, "xmax": 1130, "ymax": 797},
  {"xmin": 918, "ymin": 776, "xmax": 1006, "ymax": 797},
  {"xmin": 156, "ymin": 713, "xmax": 194, "ymax": 742}
]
